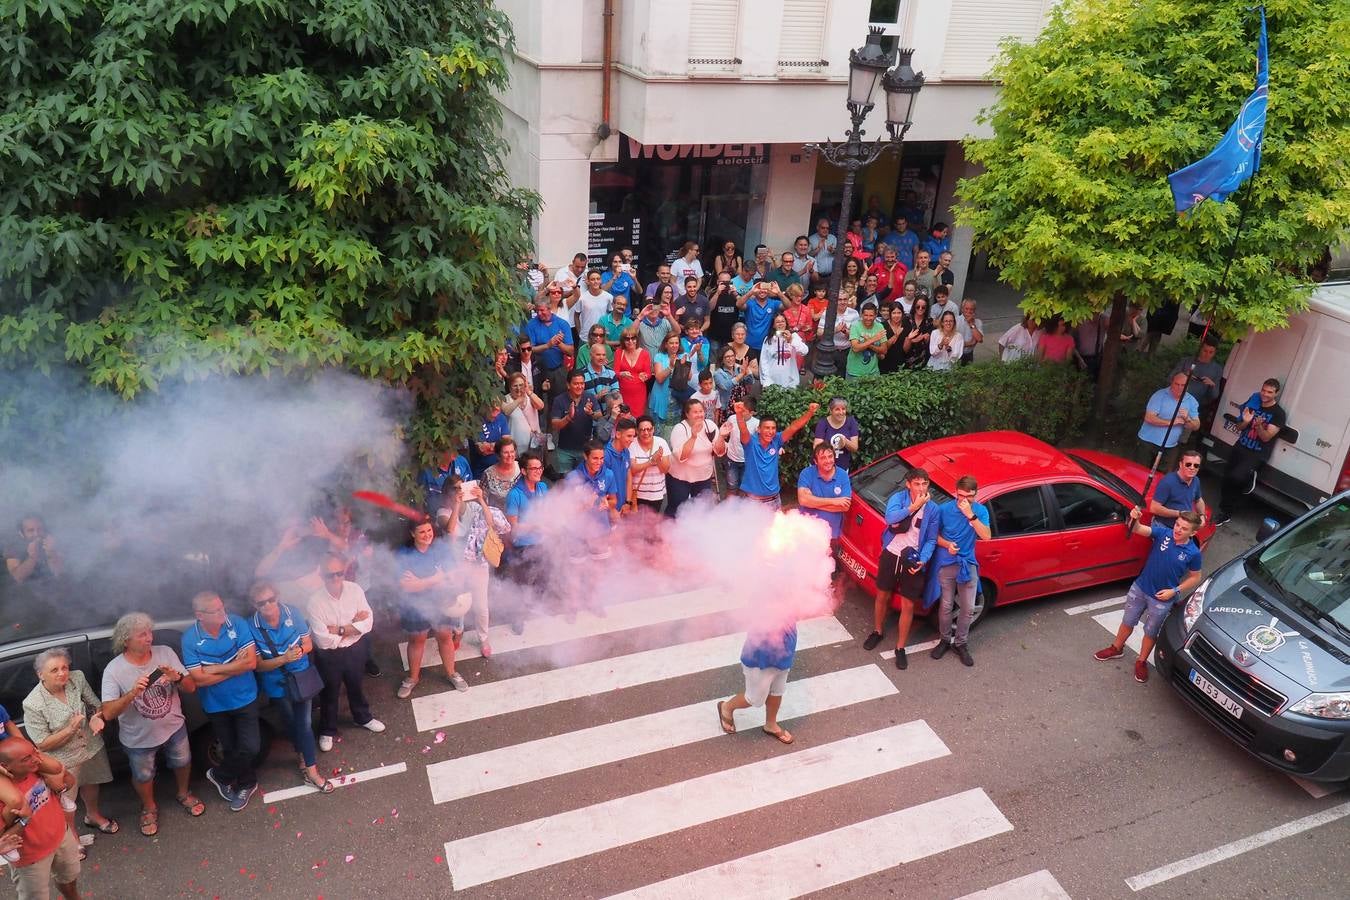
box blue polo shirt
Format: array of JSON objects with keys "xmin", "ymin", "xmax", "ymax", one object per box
[
  {"xmin": 740, "ymin": 624, "xmax": 798, "ymax": 670},
  {"xmin": 1153, "ymin": 472, "xmax": 1201, "ymax": 522},
  {"xmin": 505, "ymin": 480, "xmax": 550, "ymax": 547},
  {"xmin": 248, "ymin": 605, "xmax": 311, "ymax": 699},
  {"xmin": 601, "ymin": 271, "xmax": 637, "ymax": 302},
  {"xmin": 741, "ymin": 433, "xmax": 785, "ymax": 498},
  {"xmin": 565, "ymin": 463, "xmax": 617, "ymax": 532},
  {"xmin": 930, "ymin": 500, "xmax": 990, "ymax": 568},
  {"xmin": 884, "ymin": 229, "xmax": 920, "ymax": 267},
  {"xmin": 524, "ymin": 315, "xmax": 573, "ymax": 371},
  {"xmin": 742, "ymin": 298, "xmax": 781, "ymax": 348},
  {"xmin": 182, "ymin": 614, "xmax": 258, "ymax": 713},
  {"xmin": 419, "ymin": 456, "xmax": 473, "ymax": 513},
  {"xmin": 604, "ymin": 442, "xmax": 632, "ymax": 506},
  {"xmin": 1138, "ymin": 388, "xmax": 1199, "ymax": 448},
  {"xmin": 471, "ymin": 412, "xmax": 510, "ymax": 475},
  {"xmin": 796, "ymin": 465, "xmax": 852, "ymax": 538},
  {"xmin": 1135, "ymin": 524, "xmax": 1202, "ymax": 597}
]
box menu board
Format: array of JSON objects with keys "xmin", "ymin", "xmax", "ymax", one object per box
[{"xmin": 587, "ymin": 212, "xmax": 642, "ymax": 269}]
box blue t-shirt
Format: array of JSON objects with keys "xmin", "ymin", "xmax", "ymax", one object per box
[
  {"xmin": 505, "ymin": 480, "xmax": 550, "ymax": 547},
  {"xmin": 1134, "ymin": 523, "xmax": 1203, "ymax": 598},
  {"xmin": 1153, "ymin": 472, "xmax": 1201, "ymax": 521},
  {"xmin": 740, "ymin": 624, "xmax": 798, "ymax": 670},
  {"xmin": 0, "ymin": 704, "xmax": 11, "ymax": 739},
  {"xmin": 395, "ymin": 541, "xmax": 453, "ymax": 607},
  {"xmin": 604, "ymin": 442, "xmax": 632, "ymax": 507},
  {"xmin": 472, "ymin": 413, "xmax": 510, "ymax": 475},
  {"xmin": 796, "ymin": 465, "xmax": 852, "ymax": 538},
  {"xmin": 931, "ymin": 500, "xmax": 990, "ymax": 567},
  {"xmin": 248, "ymin": 605, "xmax": 312, "ymax": 699},
  {"xmin": 419, "ymin": 456, "xmax": 473, "ymax": 513},
  {"xmin": 742, "ymin": 297, "xmax": 781, "ymax": 348},
  {"xmin": 565, "ymin": 464, "xmax": 618, "ymax": 532},
  {"xmin": 181, "ymin": 614, "xmax": 259, "ymax": 714},
  {"xmin": 883, "ymin": 229, "xmax": 920, "ymax": 267},
  {"xmin": 601, "ymin": 271, "xmax": 637, "ymax": 303},
  {"xmin": 524, "ymin": 315, "xmax": 573, "ymax": 371},
  {"xmin": 740, "ymin": 433, "xmax": 785, "ymax": 498},
  {"xmin": 1137, "ymin": 388, "xmax": 1199, "ymax": 448},
  {"xmin": 921, "ymin": 234, "xmax": 951, "ymax": 260}
]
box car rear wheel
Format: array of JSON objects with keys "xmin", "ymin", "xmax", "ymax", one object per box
[{"xmin": 969, "ymin": 579, "xmax": 997, "ymax": 630}]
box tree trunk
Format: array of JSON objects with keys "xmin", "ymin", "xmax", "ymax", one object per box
[{"xmin": 1090, "ymin": 291, "xmax": 1128, "ymax": 440}]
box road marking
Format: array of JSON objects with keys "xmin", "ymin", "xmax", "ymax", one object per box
[
  {"xmin": 1091, "ymin": 609, "xmax": 1148, "ymax": 663},
  {"xmin": 260, "ymin": 762, "xmax": 408, "ymax": 804},
  {"xmin": 398, "ymin": 587, "xmax": 739, "ymax": 668},
  {"xmin": 1125, "ymin": 799, "xmax": 1350, "ymax": 892},
  {"xmin": 412, "ymin": 616, "xmax": 852, "ymax": 731},
  {"xmin": 604, "ymin": 789, "xmax": 1010, "ymax": 899},
  {"xmin": 1064, "ymin": 595, "xmax": 1127, "ymax": 616},
  {"xmin": 426, "ymin": 664, "xmax": 896, "ymax": 804},
  {"xmin": 443, "ymin": 720, "xmax": 951, "ymax": 890},
  {"xmin": 958, "ymin": 869, "xmax": 1072, "ymax": 899},
  {"xmin": 880, "ymin": 639, "xmax": 940, "ymax": 659},
  {"xmin": 1288, "ymin": 775, "xmax": 1341, "ymax": 799}
]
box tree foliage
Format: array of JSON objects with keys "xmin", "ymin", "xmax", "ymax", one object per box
[
  {"xmin": 0, "ymin": 0, "xmax": 538, "ymax": 459},
  {"xmin": 957, "ymin": 0, "xmax": 1350, "ymax": 336}
]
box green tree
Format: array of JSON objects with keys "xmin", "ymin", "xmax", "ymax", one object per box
[
  {"xmin": 0, "ymin": 0, "xmax": 538, "ymax": 460},
  {"xmin": 957, "ymin": 0, "xmax": 1350, "ymax": 420}
]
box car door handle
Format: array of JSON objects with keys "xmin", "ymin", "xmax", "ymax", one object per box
[
  {"xmin": 1065, "ymin": 540, "xmax": 1081, "ymax": 551},
  {"xmin": 985, "ymin": 550, "xmax": 1001, "ymax": 561}
]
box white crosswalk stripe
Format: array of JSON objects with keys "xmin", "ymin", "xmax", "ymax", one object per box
[{"xmin": 957, "ymin": 869, "xmax": 1072, "ymax": 899}]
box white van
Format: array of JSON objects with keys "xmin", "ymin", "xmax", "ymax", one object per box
[{"xmin": 1206, "ymin": 279, "xmax": 1350, "ymax": 512}]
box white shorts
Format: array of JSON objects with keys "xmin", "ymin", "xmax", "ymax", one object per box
[{"xmin": 742, "ymin": 665, "xmax": 790, "ymax": 707}]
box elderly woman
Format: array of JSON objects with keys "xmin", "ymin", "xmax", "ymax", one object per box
[{"xmin": 21, "ymin": 648, "xmax": 117, "ymax": 836}]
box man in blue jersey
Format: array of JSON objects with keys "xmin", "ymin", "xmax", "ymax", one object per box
[
  {"xmin": 732, "ymin": 401, "xmax": 819, "ymax": 509},
  {"xmin": 563, "ymin": 440, "xmax": 619, "ymax": 620},
  {"xmin": 796, "ymin": 444, "xmax": 852, "ymax": 540},
  {"xmin": 524, "ymin": 295, "xmax": 575, "ymax": 410},
  {"xmin": 1094, "ymin": 508, "xmax": 1203, "ymax": 683},
  {"xmin": 716, "ymin": 616, "xmax": 799, "ymax": 745},
  {"xmin": 923, "ymin": 475, "xmax": 991, "ymax": 667},
  {"xmin": 182, "ymin": 591, "xmax": 259, "ymax": 811},
  {"xmin": 1147, "ymin": 450, "xmax": 1208, "ymax": 529}
]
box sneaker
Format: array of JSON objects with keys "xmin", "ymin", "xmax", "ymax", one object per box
[
  {"xmin": 397, "ymin": 678, "xmax": 417, "ymax": 700},
  {"xmin": 59, "ymin": 790, "xmax": 77, "ymax": 813},
  {"xmin": 1134, "ymin": 660, "xmax": 1149, "ymax": 684},
  {"xmin": 360, "ymin": 718, "xmax": 386, "ymax": 733},
  {"xmin": 365, "ymin": 658, "xmax": 382, "ymax": 677},
  {"xmin": 318, "ymin": 735, "xmax": 334, "ymax": 752},
  {"xmin": 954, "ymin": 644, "xmax": 974, "ymax": 667},
  {"xmin": 863, "ymin": 632, "xmax": 882, "ymax": 651},
  {"xmin": 930, "ymin": 640, "xmax": 951, "ymax": 661},
  {"xmin": 1212, "ymin": 510, "xmax": 1232, "ymax": 527},
  {"xmin": 894, "ymin": 648, "xmax": 908, "ymax": 670},
  {"xmin": 1243, "ymin": 470, "xmax": 1258, "ymax": 495},
  {"xmin": 229, "ymin": 784, "xmax": 256, "ymax": 813},
  {"xmin": 1094, "ymin": 645, "xmax": 1124, "ymax": 661},
  {"xmin": 480, "ymin": 642, "xmax": 493, "ymax": 659},
  {"xmin": 449, "ymin": 673, "xmax": 469, "ymax": 692},
  {"xmin": 204, "ymin": 767, "xmax": 234, "ymax": 803}
]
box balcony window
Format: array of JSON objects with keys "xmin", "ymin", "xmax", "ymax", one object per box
[
  {"xmin": 688, "ymin": 0, "xmax": 742, "ymax": 73},
  {"xmin": 777, "ymin": 0, "xmax": 829, "ymax": 74}
]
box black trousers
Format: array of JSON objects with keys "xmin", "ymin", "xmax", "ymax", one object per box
[
  {"xmin": 1218, "ymin": 445, "xmax": 1266, "ymax": 514},
  {"xmin": 314, "ymin": 639, "xmax": 373, "ymax": 735},
  {"xmin": 665, "ymin": 476, "xmax": 712, "ymax": 517},
  {"xmin": 208, "ymin": 697, "xmax": 261, "ymax": 790}
]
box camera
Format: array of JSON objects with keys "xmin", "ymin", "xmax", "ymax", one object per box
[{"xmin": 618, "ymin": 404, "xmax": 630, "ymax": 413}]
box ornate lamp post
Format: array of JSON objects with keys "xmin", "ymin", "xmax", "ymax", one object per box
[{"xmin": 807, "ymin": 30, "xmax": 925, "ymax": 378}]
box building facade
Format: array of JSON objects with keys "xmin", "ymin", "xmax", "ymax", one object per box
[{"xmin": 495, "ymin": 0, "xmax": 1056, "ymax": 299}]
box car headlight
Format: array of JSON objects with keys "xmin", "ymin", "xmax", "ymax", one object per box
[
  {"xmin": 1182, "ymin": 577, "xmax": 1210, "ymax": 632},
  {"xmin": 1288, "ymin": 693, "xmax": 1350, "ymax": 720}
]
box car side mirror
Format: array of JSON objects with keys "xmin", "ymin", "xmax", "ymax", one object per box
[{"xmin": 1256, "ymin": 518, "xmax": 1281, "ymax": 542}]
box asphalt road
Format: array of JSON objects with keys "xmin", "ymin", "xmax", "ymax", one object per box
[{"xmin": 54, "ymin": 504, "xmax": 1347, "ymax": 900}]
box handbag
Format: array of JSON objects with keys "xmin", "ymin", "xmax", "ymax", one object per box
[
  {"xmin": 483, "ymin": 526, "xmax": 504, "ymax": 568},
  {"xmin": 257, "ymin": 624, "xmax": 324, "ymax": 703}
]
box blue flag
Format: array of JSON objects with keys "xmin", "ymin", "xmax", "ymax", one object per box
[{"xmin": 1167, "ymin": 9, "xmax": 1269, "ymax": 213}]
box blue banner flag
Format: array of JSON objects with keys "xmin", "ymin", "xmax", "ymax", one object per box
[{"xmin": 1167, "ymin": 9, "xmax": 1269, "ymax": 213}]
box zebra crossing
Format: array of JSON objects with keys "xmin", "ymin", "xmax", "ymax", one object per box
[{"xmin": 406, "ymin": 590, "xmax": 1038, "ymax": 896}]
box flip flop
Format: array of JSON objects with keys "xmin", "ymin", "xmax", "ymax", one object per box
[
  {"xmin": 138, "ymin": 808, "xmax": 158, "ymax": 837},
  {"xmin": 762, "ymin": 726, "xmax": 794, "ymax": 745},
  {"xmin": 716, "ymin": 700, "xmax": 736, "ymax": 734},
  {"xmin": 82, "ymin": 816, "xmax": 120, "ymax": 835}
]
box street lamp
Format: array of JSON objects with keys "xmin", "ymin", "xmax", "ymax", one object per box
[{"xmin": 806, "ymin": 30, "xmax": 925, "ymax": 379}]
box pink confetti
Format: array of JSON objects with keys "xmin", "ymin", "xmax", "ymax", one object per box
[
  {"xmin": 433, "ymin": 731, "xmax": 446, "ymax": 744},
  {"xmin": 391, "ymin": 808, "xmax": 399, "ymax": 818},
  {"xmin": 344, "ymin": 854, "xmax": 355, "ymax": 863},
  {"xmin": 273, "ymin": 822, "xmax": 281, "ymax": 829},
  {"xmin": 421, "ymin": 746, "xmax": 431, "ymax": 754},
  {"xmin": 433, "ymin": 855, "xmax": 443, "ymax": 864},
  {"xmin": 296, "ymin": 832, "xmax": 303, "ymax": 838}
]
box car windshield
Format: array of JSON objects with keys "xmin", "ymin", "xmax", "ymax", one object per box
[
  {"xmin": 1068, "ymin": 453, "xmax": 1142, "ymax": 506},
  {"xmin": 1250, "ymin": 501, "xmax": 1350, "ymax": 628},
  {"xmin": 851, "ymin": 453, "xmax": 952, "ymax": 512}
]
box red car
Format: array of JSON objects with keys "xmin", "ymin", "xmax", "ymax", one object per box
[{"xmin": 836, "ymin": 431, "xmax": 1216, "ymax": 626}]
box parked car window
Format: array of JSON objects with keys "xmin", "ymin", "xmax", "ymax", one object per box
[
  {"xmin": 1053, "ymin": 482, "xmax": 1126, "ymax": 529},
  {"xmin": 851, "ymin": 453, "xmax": 952, "ymax": 512},
  {"xmin": 988, "ymin": 487, "xmax": 1051, "ymax": 537}
]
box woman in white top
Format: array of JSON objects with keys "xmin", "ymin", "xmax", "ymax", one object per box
[
  {"xmin": 759, "ymin": 313, "xmax": 809, "ymax": 388},
  {"xmin": 501, "ymin": 372, "xmax": 544, "ymax": 451},
  {"xmin": 927, "ymin": 310, "xmax": 964, "ymax": 370},
  {"xmin": 670, "ymin": 240, "xmax": 704, "ymax": 290},
  {"xmin": 627, "ymin": 415, "xmax": 672, "ymax": 512},
  {"xmin": 665, "ymin": 397, "xmax": 726, "ymax": 517},
  {"xmin": 998, "ymin": 314, "xmax": 1040, "ymax": 362}
]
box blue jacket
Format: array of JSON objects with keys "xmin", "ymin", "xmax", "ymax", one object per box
[{"xmin": 884, "ymin": 489, "xmax": 941, "ymax": 609}]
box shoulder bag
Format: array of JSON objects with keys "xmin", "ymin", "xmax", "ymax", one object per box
[{"xmin": 258, "ymin": 624, "xmax": 324, "ymax": 704}]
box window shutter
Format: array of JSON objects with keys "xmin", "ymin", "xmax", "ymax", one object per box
[
  {"xmin": 688, "ymin": 0, "xmax": 742, "ymax": 70},
  {"xmin": 778, "ymin": 0, "xmax": 829, "ymax": 72},
  {"xmin": 941, "ymin": 0, "xmax": 1048, "ymax": 79}
]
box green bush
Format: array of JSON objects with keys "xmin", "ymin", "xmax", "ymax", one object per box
[{"xmin": 756, "ymin": 360, "xmax": 1092, "ymax": 486}]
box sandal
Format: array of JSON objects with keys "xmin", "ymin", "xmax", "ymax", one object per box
[
  {"xmin": 175, "ymin": 793, "xmax": 205, "ymax": 817},
  {"xmin": 83, "ymin": 816, "xmax": 120, "ymax": 835},
  {"xmin": 762, "ymin": 726, "xmax": 794, "ymax": 745},
  {"xmin": 716, "ymin": 701, "xmax": 736, "ymax": 734},
  {"xmin": 138, "ymin": 808, "xmax": 159, "ymax": 837},
  {"xmin": 302, "ymin": 771, "xmax": 336, "ymax": 794}
]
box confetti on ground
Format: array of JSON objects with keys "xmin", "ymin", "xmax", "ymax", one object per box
[
  {"xmin": 344, "ymin": 854, "xmax": 355, "ymax": 863},
  {"xmin": 433, "ymin": 731, "xmax": 446, "ymax": 744},
  {"xmin": 433, "ymin": 855, "xmax": 443, "ymax": 865},
  {"xmin": 296, "ymin": 832, "xmax": 303, "ymax": 839}
]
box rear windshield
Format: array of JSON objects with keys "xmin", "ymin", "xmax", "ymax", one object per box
[
  {"xmin": 1250, "ymin": 501, "xmax": 1350, "ymax": 629},
  {"xmin": 851, "ymin": 453, "xmax": 952, "ymax": 513},
  {"xmin": 1068, "ymin": 453, "xmax": 1143, "ymax": 506}
]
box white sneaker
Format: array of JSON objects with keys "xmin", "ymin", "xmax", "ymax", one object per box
[
  {"xmin": 450, "ymin": 673, "xmax": 469, "ymax": 692},
  {"xmin": 318, "ymin": 735, "xmax": 334, "ymax": 752},
  {"xmin": 361, "ymin": 718, "xmax": 386, "ymax": 733}
]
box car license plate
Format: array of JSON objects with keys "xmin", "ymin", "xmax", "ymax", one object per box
[
  {"xmin": 838, "ymin": 550, "xmax": 867, "ymax": 582},
  {"xmin": 1190, "ymin": 668, "xmax": 1244, "ymax": 720}
]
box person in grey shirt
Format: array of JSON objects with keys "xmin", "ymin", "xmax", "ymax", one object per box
[
  {"xmin": 1170, "ymin": 336, "xmax": 1224, "ymax": 442},
  {"xmin": 955, "ymin": 298, "xmax": 984, "ymax": 365}
]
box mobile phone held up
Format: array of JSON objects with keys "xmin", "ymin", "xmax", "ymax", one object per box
[{"xmin": 146, "ymin": 668, "xmax": 166, "ymax": 686}]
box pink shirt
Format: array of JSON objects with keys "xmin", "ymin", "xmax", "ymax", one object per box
[{"xmin": 1038, "ymin": 333, "xmax": 1076, "ymax": 363}]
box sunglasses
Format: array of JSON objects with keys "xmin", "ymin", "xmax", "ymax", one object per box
[
  {"xmin": 519, "ymin": 345, "xmax": 533, "ymax": 352},
  {"xmin": 253, "ymin": 597, "xmax": 279, "ymax": 608},
  {"xmin": 1181, "ymin": 462, "xmax": 1201, "ymax": 469},
  {"xmin": 623, "ymin": 336, "xmax": 637, "ymax": 342},
  {"xmin": 323, "ymin": 570, "xmax": 345, "ymax": 579}
]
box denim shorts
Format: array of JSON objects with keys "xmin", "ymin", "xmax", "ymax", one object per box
[
  {"xmin": 726, "ymin": 460, "xmax": 745, "ymax": 491},
  {"xmin": 1121, "ymin": 582, "xmax": 1174, "ymax": 639},
  {"xmin": 125, "ymin": 723, "xmax": 191, "ymax": 783}
]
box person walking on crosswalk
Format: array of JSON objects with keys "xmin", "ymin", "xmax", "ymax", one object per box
[{"xmin": 716, "ymin": 619, "xmax": 798, "ymax": 745}]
